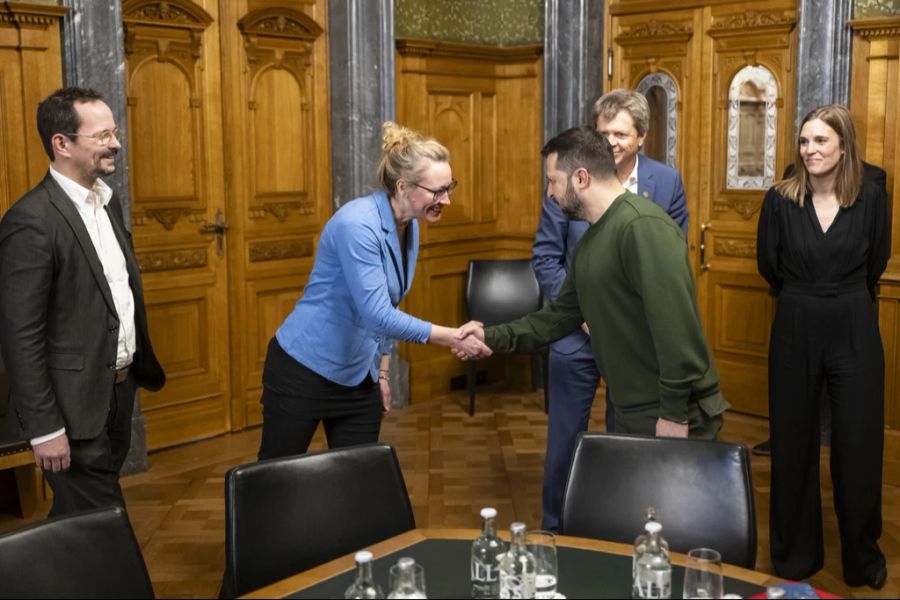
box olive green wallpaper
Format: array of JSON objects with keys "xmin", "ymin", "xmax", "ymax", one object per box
[
  {"xmin": 395, "ymin": 0, "xmax": 543, "ymax": 46},
  {"xmin": 855, "ymin": 0, "xmax": 900, "ymax": 17}
]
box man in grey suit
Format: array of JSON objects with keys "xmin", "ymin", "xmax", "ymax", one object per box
[{"xmin": 0, "ymin": 87, "xmax": 164, "ymax": 516}]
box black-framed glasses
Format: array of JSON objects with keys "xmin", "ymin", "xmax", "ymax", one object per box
[
  {"xmin": 67, "ymin": 127, "xmax": 121, "ymax": 146},
  {"xmin": 409, "ymin": 178, "xmax": 458, "ymax": 202}
]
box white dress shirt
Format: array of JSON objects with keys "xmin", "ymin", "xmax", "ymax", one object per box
[
  {"xmin": 625, "ymin": 154, "xmax": 640, "ymax": 194},
  {"xmin": 32, "ymin": 168, "xmax": 137, "ymax": 446}
]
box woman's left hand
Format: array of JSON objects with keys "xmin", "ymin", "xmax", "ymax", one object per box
[{"xmin": 380, "ymin": 377, "xmax": 392, "ymax": 413}]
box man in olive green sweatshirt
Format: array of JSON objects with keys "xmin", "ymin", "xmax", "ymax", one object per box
[{"xmin": 454, "ymin": 126, "xmax": 728, "ymax": 438}]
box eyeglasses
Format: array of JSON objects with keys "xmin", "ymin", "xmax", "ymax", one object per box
[
  {"xmin": 409, "ymin": 178, "xmax": 458, "ymax": 202},
  {"xmin": 67, "ymin": 127, "xmax": 120, "ymax": 146}
]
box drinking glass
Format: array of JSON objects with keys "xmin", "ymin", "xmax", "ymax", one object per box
[
  {"xmin": 526, "ymin": 530, "xmax": 558, "ymax": 599},
  {"xmin": 387, "ymin": 558, "xmax": 426, "ymax": 599},
  {"xmin": 682, "ymin": 548, "xmax": 723, "ymax": 599}
]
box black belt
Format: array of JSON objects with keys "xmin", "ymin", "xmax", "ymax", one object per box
[
  {"xmin": 781, "ymin": 280, "xmax": 867, "ymax": 297},
  {"xmin": 115, "ymin": 366, "xmax": 130, "ymax": 384}
]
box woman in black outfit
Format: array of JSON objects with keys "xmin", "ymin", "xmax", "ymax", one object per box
[{"xmin": 757, "ymin": 104, "xmax": 889, "ymax": 589}]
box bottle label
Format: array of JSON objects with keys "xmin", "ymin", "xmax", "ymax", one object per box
[{"xmin": 472, "ymin": 561, "xmax": 498, "ymax": 582}]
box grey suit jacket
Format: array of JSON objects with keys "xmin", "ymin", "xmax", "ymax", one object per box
[{"xmin": 0, "ymin": 172, "xmax": 164, "ymax": 440}]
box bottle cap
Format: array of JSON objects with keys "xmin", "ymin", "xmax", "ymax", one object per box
[
  {"xmin": 645, "ymin": 520, "xmax": 662, "ymax": 534},
  {"xmin": 355, "ymin": 550, "xmax": 373, "ymax": 563},
  {"xmin": 481, "ymin": 507, "xmax": 497, "ymax": 519},
  {"xmin": 510, "ymin": 522, "xmax": 526, "ymax": 534},
  {"xmin": 397, "ymin": 557, "xmax": 415, "ymax": 570}
]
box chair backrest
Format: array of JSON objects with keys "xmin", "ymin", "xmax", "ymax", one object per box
[
  {"xmin": 466, "ymin": 259, "xmax": 542, "ymax": 326},
  {"xmin": 223, "ymin": 443, "xmax": 416, "ymax": 597},
  {"xmin": 560, "ymin": 432, "xmax": 757, "ymax": 568},
  {"xmin": 0, "ymin": 506, "xmax": 154, "ymax": 599}
]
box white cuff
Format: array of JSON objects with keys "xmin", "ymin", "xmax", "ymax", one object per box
[{"xmin": 31, "ymin": 428, "xmax": 66, "ymax": 446}]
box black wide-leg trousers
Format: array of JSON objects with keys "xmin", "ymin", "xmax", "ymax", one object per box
[{"xmin": 768, "ymin": 286, "xmax": 885, "ymax": 584}]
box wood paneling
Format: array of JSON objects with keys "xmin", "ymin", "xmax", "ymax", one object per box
[
  {"xmin": 850, "ymin": 16, "xmax": 900, "ymax": 485},
  {"xmin": 124, "ymin": 0, "xmax": 331, "ymax": 447},
  {"xmin": 396, "ymin": 40, "xmax": 543, "ymax": 401},
  {"xmin": 221, "ymin": 1, "xmax": 331, "ymax": 429},
  {"xmin": 607, "ymin": 0, "xmax": 797, "ymax": 417},
  {"xmin": 123, "ymin": 0, "xmax": 231, "ymax": 449},
  {"xmin": 0, "ymin": 2, "xmax": 68, "ymax": 214}
]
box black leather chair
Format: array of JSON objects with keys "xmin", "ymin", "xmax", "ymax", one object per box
[
  {"xmin": 465, "ymin": 259, "xmax": 548, "ymax": 415},
  {"xmin": 0, "ymin": 505, "xmax": 154, "ymax": 599},
  {"xmin": 222, "ymin": 443, "xmax": 416, "ymax": 597},
  {"xmin": 560, "ymin": 432, "xmax": 757, "ymax": 568}
]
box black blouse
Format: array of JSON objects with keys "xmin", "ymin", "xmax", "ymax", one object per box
[{"xmin": 757, "ymin": 166, "xmax": 890, "ymax": 301}]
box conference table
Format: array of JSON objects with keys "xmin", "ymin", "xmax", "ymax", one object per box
[{"xmin": 243, "ymin": 528, "xmax": 781, "ymax": 598}]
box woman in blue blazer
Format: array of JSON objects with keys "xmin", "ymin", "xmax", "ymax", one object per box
[{"xmin": 258, "ymin": 123, "xmax": 469, "ymax": 459}]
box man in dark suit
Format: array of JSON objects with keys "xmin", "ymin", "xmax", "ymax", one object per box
[
  {"xmin": 0, "ymin": 87, "xmax": 164, "ymax": 517},
  {"xmin": 531, "ymin": 88, "xmax": 689, "ymax": 532}
]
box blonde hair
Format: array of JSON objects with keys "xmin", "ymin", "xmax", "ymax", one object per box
[
  {"xmin": 376, "ymin": 122, "xmax": 450, "ymax": 196},
  {"xmin": 775, "ymin": 104, "xmax": 862, "ymax": 207}
]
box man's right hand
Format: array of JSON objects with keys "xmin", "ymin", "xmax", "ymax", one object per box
[{"xmin": 33, "ymin": 434, "xmax": 71, "ymax": 472}]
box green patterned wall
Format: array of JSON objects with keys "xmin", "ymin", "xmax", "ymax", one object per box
[
  {"xmin": 856, "ymin": 0, "xmax": 900, "ymax": 17},
  {"xmin": 396, "ymin": 0, "xmax": 543, "ymax": 46}
]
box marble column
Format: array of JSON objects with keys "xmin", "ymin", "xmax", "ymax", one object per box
[
  {"xmin": 60, "ymin": 0, "xmax": 147, "ymax": 474},
  {"xmin": 794, "ymin": 0, "xmax": 853, "ymax": 130},
  {"xmin": 328, "ymin": 0, "xmax": 395, "ymax": 209},
  {"xmin": 543, "ymin": 0, "xmax": 605, "ymax": 141},
  {"xmin": 328, "ymin": 0, "xmax": 409, "ymax": 406}
]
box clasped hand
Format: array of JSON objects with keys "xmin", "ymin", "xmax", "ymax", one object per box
[{"xmin": 450, "ymin": 320, "xmax": 493, "ymax": 360}]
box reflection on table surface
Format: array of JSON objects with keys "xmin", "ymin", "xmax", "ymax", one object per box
[{"xmin": 243, "ymin": 529, "xmax": 780, "ymax": 599}]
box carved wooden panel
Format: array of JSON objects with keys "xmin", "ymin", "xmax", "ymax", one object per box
[
  {"xmin": 123, "ymin": 0, "xmax": 212, "ymax": 219},
  {"xmin": 221, "ymin": 1, "xmax": 331, "ymax": 429},
  {"xmin": 608, "ymin": 0, "xmax": 797, "ymax": 418},
  {"xmin": 123, "ymin": 0, "xmax": 231, "ymax": 449},
  {"xmin": 707, "ymin": 5, "xmax": 796, "ymax": 222},
  {"xmin": 0, "ymin": 3, "xmax": 68, "ymax": 214},
  {"xmin": 850, "ymin": 17, "xmax": 900, "ymax": 485},
  {"xmin": 241, "ymin": 277, "xmax": 309, "ymax": 426},
  {"xmin": 700, "ymin": 1, "xmax": 796, "ymax": 417},
  {"xmin": 238, "ymin": 7, "xmax": 321, "ymax": 224},
  {"xmin": 139, "ymin": 281, "xmax": 230, "ymax": 448},
  {"xmin": 396, "ymin": 40, "xmax": 542, "ymax": 400}
]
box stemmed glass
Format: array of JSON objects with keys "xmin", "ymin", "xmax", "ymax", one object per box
[{"xmin": 682, "ymin": 548, "xmax": 723, "ymax": 599}]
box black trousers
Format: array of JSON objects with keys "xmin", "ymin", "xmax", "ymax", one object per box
[
  {"xmin": 768, "ymin": 287, "xmax": 885, "ymax": 584},
  {"xmin": 257, "ymin": 338, "xmax": 382, "ymax": 461},
  {"xmin": 44, "ymin": 375, "xmax": 135, "ymax": 517}
]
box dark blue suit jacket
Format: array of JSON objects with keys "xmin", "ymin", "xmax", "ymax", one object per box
[{"xmin": 531, "ymin": 154, "xmax": 688, "ymax": 354}]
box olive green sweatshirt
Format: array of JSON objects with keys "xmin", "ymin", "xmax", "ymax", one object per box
[{"xmin": 485, "ymin": 191, "xmax": 728, "ymax": 436}]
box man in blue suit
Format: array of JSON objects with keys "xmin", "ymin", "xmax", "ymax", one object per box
[{"xmin": 532, "ymin": 89, "xmax": 689, "ymax": 531}]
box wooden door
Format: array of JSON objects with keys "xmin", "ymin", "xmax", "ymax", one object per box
[
  {"xmin": 607, "ymin": 0, "xmax": 798, "ymax": 417},
  {"xmin": 123, "ymin": 0, "xmax": 232, "ymax": 449},
  {"xmin": 122, "ymin": 0, "xmax": 331, "ymax": 449}
]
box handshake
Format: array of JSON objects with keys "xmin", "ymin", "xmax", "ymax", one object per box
[{"xmin": 449, "ymin": 320, "xmax": 493, "ymax": 360}]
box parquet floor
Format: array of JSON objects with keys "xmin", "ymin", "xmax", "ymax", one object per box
[{"xmin": 2, "ymin": 386, "xmax": 899, "ymax": 598}]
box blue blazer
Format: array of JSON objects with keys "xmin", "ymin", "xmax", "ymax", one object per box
[
  {"xmin": 276, "ymin": 191, "xmax": 432, "ymax": 385},
  {"xmin": 531, "ymin": 154, "xmax": 688, "ymax": 354}
]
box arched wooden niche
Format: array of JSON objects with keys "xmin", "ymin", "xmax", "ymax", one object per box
[
  {"xmin": 122, "ymin": 0, "xmax": 214, "ymax": 220},
  {"xmin": 636, "ymin": 72, "xmax": 679, "ymax": 167},
  {"xmin": 238, "ymin": 8, "xmax": 324, "ymax": 217},
  {"xmin": 726, "ymin": 65, "xmax": 778, "ymax": 190}
]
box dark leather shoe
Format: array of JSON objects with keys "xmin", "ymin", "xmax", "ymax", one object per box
[
  {"xmin": 752, "ymin": 439, "xmax": 771, "ymax": 456},
  {"xmin": 868, "ymin": 566, "xmax": 887, "ymax": 590},
  {"xmin": 849, "ymin": 566, "xmax": 888, "ymax": 590}
]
